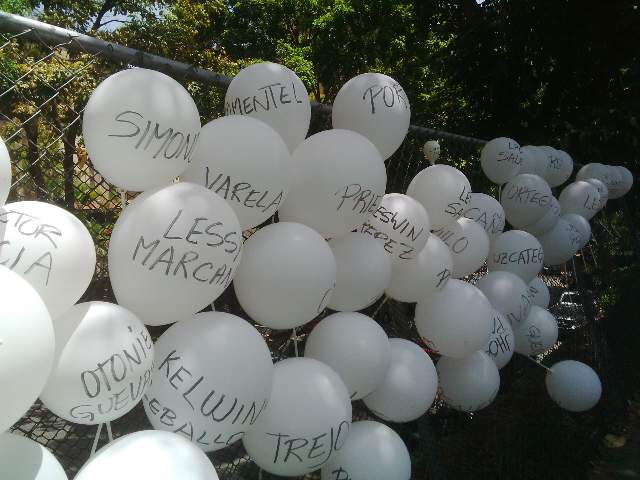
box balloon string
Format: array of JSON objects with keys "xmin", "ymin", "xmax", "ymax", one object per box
[
  {"xmin": 106, "ymin": 421, "xmax": 113, "ymax": 443},
  {"xmin": 292, "ymin": 327, "xmax": 299, "ymax": 357},
  {"xmin": 90, "ymin": 423, "xmax": 103, "ymax": 457},
  {"xmin": 518, "ymin": 352, "xmax": 553, "ymax": 373},
  {"xmin": 372, "ymin": 295, "xmax": 390, "ymax": 318}
]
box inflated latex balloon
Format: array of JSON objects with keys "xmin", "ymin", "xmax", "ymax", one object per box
[
  {"xmin": 143, "ymin": 312, "xmax": 273, "ymax": 451},
  {"xmin": 0, "ymin": 432, "xmax": 67, "ymax": 480},
  {"xmin": 224, "ymin": 62, "xmax": 310, "ymax": 152},
  {"xmin": 40, "ymin": 301, "xmax": 154, "ymax": 425},
  {"xmin": 545, "ymin": 360, "xmax": 602, "ymax": 412},
  {"xmin": 361, "ymin": 193, "xmax": 430, "ymax": 262},
  {"xmin": 528, "ymin": 276, "xmax": 550, "ymax": 309},
  {"xmin": 584, "ymin": 178, "xmax": 609, "ymax": 209},
  {"xmin": 437, "ymin": 351, "xmax": 500, "ymax": 412},
  {"xmin": 559, "ymin": 181, "xmax": 601, "ymax": 220},
  {"xmin": 576, "ymin": 163, "xmax": 611, "ymax": 186},
  {"xmin": 108, "ymin": 182, "xmax": 241, "ymax": 326},
  {"xmin": 0, "ymin": 266, "xmax": 54, "ymax": 433},
  {"xmin": 562, "ymin": 213, "xmax": 591, "ymax": 250},
  {"xmin": 181, "ymin": 115, "xmax": 291, "ymax": 229},
  {"xmin": 514, "ymin": 305, "xmax": 558, "ymax": 356},
  {"xmin": 414, "ymin": 279, "xmax": 492, "ymax": 358},
  {"xmin": 385, "ymin": 235, "xmax": 453, "ymax": 303},
  {"xmin": 487, "ymin": 230, "xmax": 544, "ymax": 283},
  {"xmin": 519, "ymin": 146, "xmax": 546, "ymax": 176},
  {"xmin": 243, "ymin": 358, "xmax": 351, "ymax": 477},
  {"xmin": 83, "ymin": 68, "xmax": 200, "ymax": 191},
  {"xmin": 327, "ymin": 233, "xmax": 391, "ymax": 311},
  {"xmin": 500, "ymin": 174, "xmax": 552, "ymax": 228},
  {"xmin": 363, "ymin": 338, "xmax": 438, "ymax": 422},
  {"xmin": 610, "ymin": 166, "xmax": 633, "ymax": 199},
  {"xmin": 278, "ymin": 129, "xmax": 387, "ymax": 238},
  {"xmin": 304, "ymin": 312, "xmax": 391, "ymax": 400},
  {"xmin": 432, "ymin": 217, "xmax": 489, "ymax": 278},
  {"xmin": 320, "ymin": 421, "xmax": 411, "ymax": 480},
  {"xmin": 406, "ymin": 164, "xmax": 471, "ymax": 229},
  {"xmin": 484, "ymin": 310, "xmax": 515, "ymax": 369},
  {"xmin": 480, "ymin": 137, "xmax": 522, "ymax": 184},
  {"xmin": 423, "ymin": 140, "xmax": 440, "ymax": 164},
  {"xmin": 0, "ymin": 201, "xmax": 96, "ymax": 319},
  {"xmin": 332, "ymin": 72, "xmax": 410, "ymax": 160},
  {"xmin": 234, "ymin": 222, "xmax": 336, "ymax": 329},
  {"xmin": 537, "ymin": 218, "xmax": 582, "ymax": 266},
  {"xmin": 462, "ymin": 193, "xmax": 505, "ymax": 239},
  {"xmin": 476, "ymin": 271, "xmax": 532, "ymax": 327},
  {"xmin": 522, "ymin": 195, "xmax": 560, "ymax": 236},
  {"xmin": 538, "ymin": 146, "xmax": 571, "ymax": 187},
  {"xmin": 75, "ymin": 430, "xmax": 219, "ymax": 480},
  {"xmin": 0, "ymin": 137, "xmax": 11, "ymax": 206}
]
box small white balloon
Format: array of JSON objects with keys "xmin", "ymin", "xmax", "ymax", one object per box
[
  {"xmin": 414, "ymin": 279, "xmax": 492, "ymax": 358},
  {"xmin": 484, "ymin": 310, "xmax": 515, "ymax": 369},
  {"xmin": 501, "ymin": 174, "xmax": 552, "ymax": 228},
  {"xmin": 545, "ymin": 360, "xmax": 602, "ymax": 412},
  {"xmin": 476, "ymin": 271, "xmax": 532, "ymax": 327},
  {"xmin": 462, "ymin": 193, "xmax": 505, "ymax": 239},
  {"xmin": 583, "ymin": 178, "xmax": 609, "ymax": 209},
  {"xmin": 514, "ymin": 305, "xmax": 558, "ymax": 356},
  {"xmin": 332, "ymin": 72, "xmax": 410, "ymax": 160},
  {"xmin": 406, "ymin": 164, "xmax": 471, "ymax": 229},
  {"xmin": 423, "ymin": 140, "xmax": 440, "ymax": 164},
  {"xmin": 234, "ymin": 222, "xmax": 336, "ymax": 329},
  {"xmin": 224, "ymin": 62, "xmax": 310, "ymax": 152},
  {"xmin": 562, "ymin": 213, "xmax": 591, "ymax": 250},
  {"xmin": 554, "ymin": 150, "xmax": 575, "ymax": 187},
  {"xmin": 576, "ymin": 162, "xmax": 611, "ymax": 185},
  {"xmin": 610, "ymin": 166, "xmax": 633, "ymax": 198},
  {"xmin": 537, "ymin": 218, "xmax": 582, "ymax": 266},
  {"xmin": 321, "ymin": 421, "xmax": 411, "ymax": 480},
  {"xmin": 363, "ymin": 338, "xmax": 438, "ymax": 422},
  {"xmin": 480, "ymin": 137, "xmax": 522, "ymax": 184},
  {"xmin": 0, "ymin": 137, "xmax": 11, "ymax": 206},
  {"xmin": 606, "ymin": 167, "xmax": 625, "ymax": 199},
  {"xmin": 432, "ymin": 217, "xmax": 489, "ymax": 278},
  {"xmin": 0, "ymin": 432, "xmax": 67, "ymax": 480},
  {"xmin": 521, "ymin": 195, "xmax": 561, "ymax": 236},
  {"xmin": 487, "ymin": 230, "xmax": 544, "ymax": 283},
  {"xmin": 559, "ymin": 181, "xmax": 601, "ymax": 220},
  {"xmin": 437, "ymin": 351, "xmax": 500, "ymax": 412},
  {"xmin": 528, "ymin": 277, "xmax": 550, "ymax": 309},
  {"xmin": 519, "ymin": 146, "xmax": 546, "ymax": 176},
  {"xmin": 538, "ymin": 146, "xmax": 571, "ymax": 187}
]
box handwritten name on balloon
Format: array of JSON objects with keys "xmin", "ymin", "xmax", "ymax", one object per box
[
  {"xmin": 486, "ymin": 314, "xmax": 512, "ymax": 359},
  {"xmin": 503, "ymin": 185, "xmax": 550, "ymax": 207},
  {"xmin": 496, "ymin": 140, "xmax": 522, "ymax": 166},
  {"xmin": 358, "ymin": 222, "xmax": 415, "ymax": 259},
  {"xmin": 362, "ymin": 83, "xmax": 409, "ymax": 114},
  {"xmin": 334, "ymin": 184, "xmax": 382, "ymax": 215},
  {"xmin": 432, "ymin": 226, "xmax": 470, "ymax": 254},
  {"xmin": 463, "ymin": 207, "xmax": 504, "ymax": 236},
  {"xmin": 225, "ymin": 82, "xmax": 305, "ymax": 116},
  {"xmin": 492, "ymin": 248, "xmax": 544, "ymax": 265},
  {"xmin": 443, "ymin": 184, "xmax": 472, "ymax": 219},
  {"xmin": 369, "ymin": 204, "xmax": 426, "ymax": 243},
  {"xmin": 204, "ymin": 167, "xmax": 284, "ymax": 214}
]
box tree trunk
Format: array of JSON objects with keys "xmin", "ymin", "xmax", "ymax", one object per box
[{"xmin": 23, "ymin": 121, "xmax": 46, "ymax": 200}]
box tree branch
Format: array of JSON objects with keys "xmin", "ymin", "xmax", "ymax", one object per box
[{"xmin": 91, "ymin": 0, "xmax": 117, "ymax": 33}]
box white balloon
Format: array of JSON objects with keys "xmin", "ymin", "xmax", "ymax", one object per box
[
  {"xmin": 321, "ymin": 421, "xmax": 411, "ymax": 480},
  {"xmin": 75, "ymin": 430, "xmax": 219, "ymax": 480},
  {"xmin": 545, "ymin": 360, "xmax": 602, "ymax": 412},
  {"xmin": 278, "ymin": 129, "xmax": 387, "ymax": 238},
  {"xmin": 554, "ymin": 150, "xmax": 574, "ymax": 187},
  {"xmin": 0, "ymin": 432, "xmax": 67, "ymax": 480},
  {"xmin": 108, "ymin": 182, "xmax": 242, "ymax": 326},
  {"xmin": 576, "ymin": 162, "xmax": 611, "ymax": 186},
  {"xmin": 584, "ymin": 178, "xmax": 609, "ymax": 209},
  {"xmin": 519, "ymin": 146, "xmax": 546, "ymax": 176},
  {"xmin": 327, "ymin": 233, "xmax": 391, "ymax": 311},
  {"xmin": 480, "ymin": 137, "xmax": 522, "ymax": 184},
  {"xmin": 562, "ymin": 213, "xmax": 591, "ymax": 250},
  {"xmin": 528, "ymin": 276, "xmax": 550, "ymax": 309},
  {"xmin": 610, "ymin": 166, "xmax": 633, "ymax": 199},
  {"xmin": 423, "ymin": 140, "xmax": 440, "ymax": 164},
  {"xmin": 143, "ymin": 312, "xmax": 273, "ymax": 451},
  {"xmin": 82, "ymin": 68, "xmax": 200, "ymax": 192},
  {"xmin": 181, "ymin": 116, "xmax": 291, "ymax": 229},
  {"xmin": 0, "ymin": 266, "xmax": 54, "ymax": 433},
  {"xmin": 487, "ymin": 230, "xmax": 544, "ymax": 283},
  {"xmin": 484, "ymin": 310, "xmax": 515, "ymax": 369},
  {"xmin": 537, "ymin": 218, "xmax": 582, "ymax": 266},
  {"xmin": 363, "ymin": 338, "xmax": 438, "ymax": 422},
  {"xmin": 521, "ymin": 195, "xmax": 560, "ymax": 236},
  {"xmin": 501, "ymin": 174, "xmax": 552, "ymax": 228},
  {"xmin": 538, "ymin": 146, "xmax": 571, "ymax": 187},
  {"xmin": 476, "ymin": 271, "xmax": 532, "ymax": 327},
  {"xmin": 40, "ymin": 301, "xmax": 153, "ymax": 425},
  {"xmin": 385, "ymin": 235, "xmax": 453, "ymax": 302},
  {"xmin": 606, "ymin": 167, "xmax": 626, "ymax": 199},
  {"xmin": 234, "ymin": 222, "xmax": 336, "ymax": 329},
  {"xmin": 0, "ymin": 201, "xmax": 96, "ymax": 319},
  {"xmin": 514, "ymin": 305, "xmax": 558, "ymax": 356},
  {"xmin": 437, "ymin": 351, "xmax": 500, "ymax": 412},
  {"xmin": 242, "ymin": 358, "xmax": 351, "ymax": 477},
  {"xmin": 559, "ymin": 181, "xmax": 601, "ymax": 220},
  {"xmin": 224, "ymin": 62, "xmax": 310, "ymax": 153},
  {"xmin": 332, "ymin": 73, "xmax": 410, "ymax": 160},
  {"xmin": 0, "ymin": 137, "xmax": 11, "ymax": 207},
  {"xmin": 432, "ymin": 217, "xmax": 489, "ymax": 278},
  {"xmin": 304, "ymin": 312, "xmax": 391, "ymax": 400},
  {"xmin": 407, "ymin": 164, "xmax": 471, "ymax": 229},
  {"xmin": 414, "ymin": 279, "xmax": 492, "ymax": 358},
  {"xmin": 462, "ymin": 193, "xmax": 505, "ymax": 239}
]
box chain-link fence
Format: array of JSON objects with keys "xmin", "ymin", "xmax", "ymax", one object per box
[{"xmin": 0, "ymin": 12, "xmax": 624, "ymax": 480}]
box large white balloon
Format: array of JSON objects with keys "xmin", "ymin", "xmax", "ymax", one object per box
[
  {"xmin": 484, "ymin": 310, "xmax": 515, "ymax": 369},
  {"xmin": 242, "ymin": 358, "xmax": 351, "ymax": 477},
  {"xmin": 0, "ymin": 201, "xmax": 96, "ymax": 319},
  {"xmin": 576, "ymin": 163, "xmax": 611, "ymax": 185},
  {"xmin": 537, "ymin": 218, "xmax": 582, "ymax": 266},
  {"xmin": 480, "ymin": 137, "xmax": 522, "ymax": 184},
  {"xmin": 385, "ymin": 235, "xmax": 453, "ymax": 302},
  {"xmin": 234, "ymin": 222, "xmax": 336, "ymax": 329},
  {"xmin": 0, "ymin": 432, "xmax": 67, "ymax": 480},
  {"xmin": 414, "ymin": 279, "xmax": 492, "ymax": 358},
  {"xmin": 562, "ymin": 213, "xmax": 591, "ymax": 250},
  {"xmin": 304, "ymin": 312, "xmax": 391, "ymax": 400},
  {"xmin": 181, "ymin": 115, "xmax": 291, "ymax": 229},
  {"xmin": 528, "ymin": 276, "xmax": 550, "ymax": 309},
  {"xmin": 432, "ymin": 217, "xmax": 489, "ymax": 278},
  {"xmin": 545, "ymin": 360, "xmax": 602, "ymax": 412},
  {"xmin": 332, "ymin": 72, "xmax": 410, "ymax": 160},
  {"xmin": 558, "ymin": 181, "xmax": 601, "ymax": 220},
  {"xmin": 0, "ymin": 266, "xmax": 54, "ymax": 433},
  {"xmin": 278, "ymin": 129, "xmax": 387, "ymax": 238},
  {"xmin": 75, "ymin": 430, "xmax": 219, "ymax": 480},
  {"xmin": 487, "ymin": 230, "xmax": 544, "ymax": 283},
  {"xmin": 143, "ymin": 312, "xmax": 273, "ymax": 451},
  {"xmin": 83, "ymin": 68, "xmax": 200, "ymax": 192},
  {"xmin": 363, "ymin": 338, "xmax": 438, "ymax": 422},
  {"xmin": 584, "ymin": 178, "xmax": 609, "ymax": 209},
  {"xmin": 321, "ymin": 421, "xmax": 411, "ymax": 480},
  {"xmin": 406, "ymin": 164, "xmax": 471, "ymax": 229},
  {"xmin": 500, "ymin": 174, "xmax": 552, "ymax": 228},
  {"xmin": 40, "ymin": 301, "xmax": 154, "ymax": 425},
  {"xmin": 514, "ymin": 305, "xmax": 558, "ymax": 356},
  {"xmin": 108, "ymin": 182, "xmax": 242, "ymax": 326},
  {"xmin": 462, "ymin": 193, "xmax": 505, "ymax": 239},
  {"xmin": 361, "ymin": 193, "xmax": 430, "ymax": 262},
  {"xmin": 476, "ymin": 271, "xmax": 532, "ymax": 327},
  {"xmin": 224, "ymin": 62, "xmax": 310, "ymax": 152},
  {"xmin": 437, "ymin": 351, "xmax": 500, "ymax": 412},
  {"xmin": 521, "ymin": 195, "xmax": 560, "ymax": 236},
  {"xmin": 0, "ymin": 137, "xmax": 11, "ymax": 206}
]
